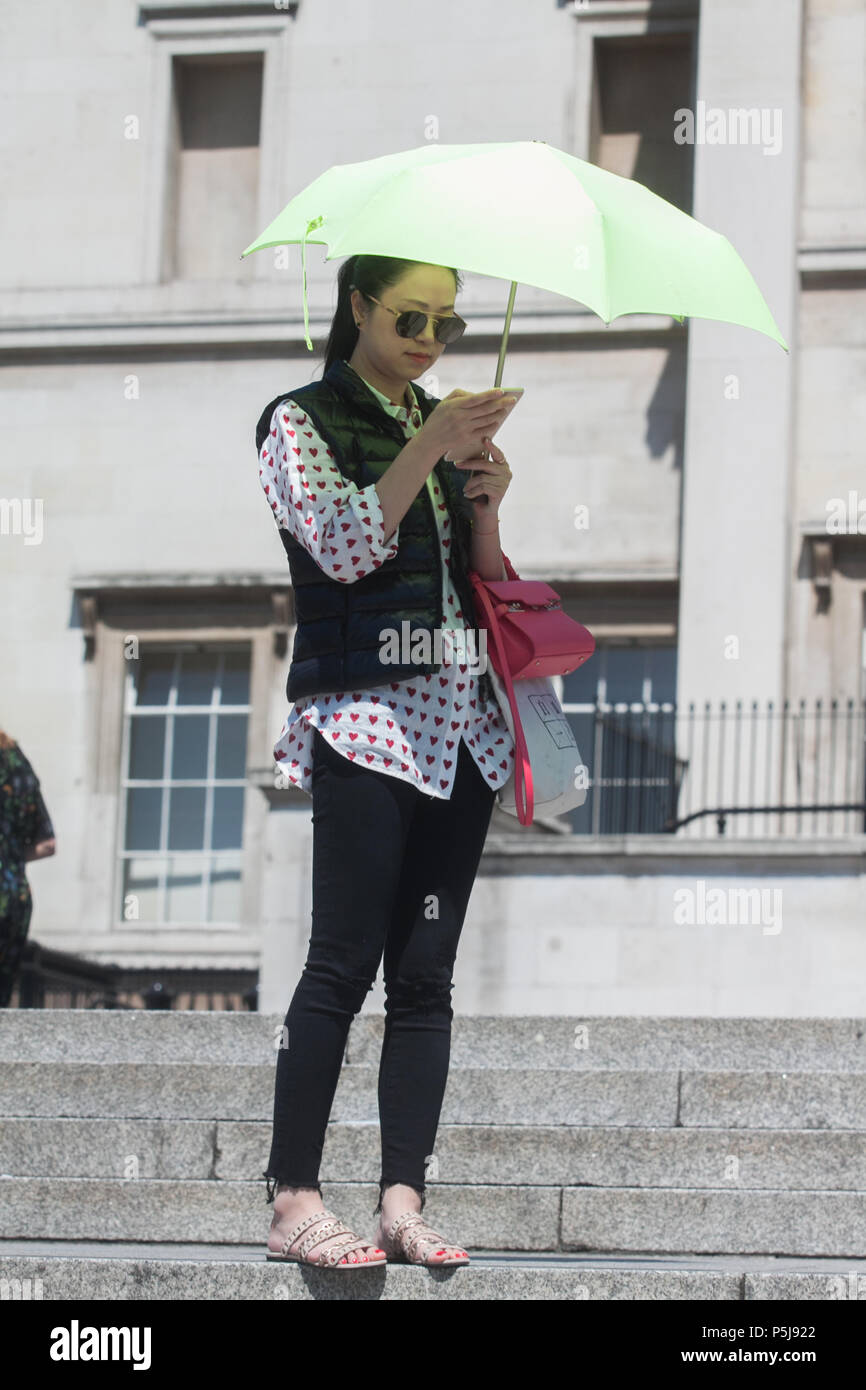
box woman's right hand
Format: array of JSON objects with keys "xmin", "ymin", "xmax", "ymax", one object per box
[{"xmin": 420, "ymin": 388, "xmax": 515, "ymax": 461}]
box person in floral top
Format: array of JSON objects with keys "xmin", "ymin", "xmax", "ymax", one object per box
[
  {"xmin": 0, "ymin": 730, "xmax": 56, "ymax": 1006},
  {"xmin": 258, "ymin": 376, "xmax": 517, "ymax": 801},
  {"xmin": 259, "ymin": 253, "xmax": 518, "ymax": 1272}
]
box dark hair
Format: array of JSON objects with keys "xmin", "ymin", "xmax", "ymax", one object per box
[{"xmin": 323, "ymin": 254, "xmax": 463, "ymax": 376}]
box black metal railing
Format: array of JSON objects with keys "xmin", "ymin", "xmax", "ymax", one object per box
[
  {"xmin": 11, "ymin": 943, "xmax": 258, "ymax": 1010},
  {"xmin": 561, "ymin": 697, "xmax": 866, "ymax": 837}
]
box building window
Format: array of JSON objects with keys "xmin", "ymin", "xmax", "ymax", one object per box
[
  {"xmin": 119, "ymin": 643, "xmax": 251, "ymax": 925},
  {"xmin": 591, "ymin": 32, "xmax": 694, "ymax": 213},
  {"xmin": 560, "ymin": 642, "xmax": 679, "ymax": 835},
  {"xmin": 169, "ymin": 53, "xmax": 263, "ymax": 280}
]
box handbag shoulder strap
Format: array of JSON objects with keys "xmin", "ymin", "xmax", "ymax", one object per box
[
  {"xmin": 501, "ymin": 551, "xmax": 520, "ymax": 582},
  {"xmin": 469, "ymin": 558, "xmax": 534, "ymax": 824}
]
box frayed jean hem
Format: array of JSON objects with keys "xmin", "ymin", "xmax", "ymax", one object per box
[{"xmin": 263, "ymin": 1173, "xmax": 325, "ymax": 1207}]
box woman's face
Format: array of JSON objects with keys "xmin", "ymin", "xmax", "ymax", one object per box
[{"xmin": 351, "ymin": 264, "xmax": 457, "ymax": 381}]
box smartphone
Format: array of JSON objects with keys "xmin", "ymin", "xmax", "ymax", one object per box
[
  {"xmin": 484, "ymin": 387, "xmax": 524, "ymax": 441},
  {"xmin": 465, "ymin": 388, "xmax": 525, "ymax": 502},
  {"xmin": 444, "ymin": 389, "xmax": 524, "ymax": 463}
]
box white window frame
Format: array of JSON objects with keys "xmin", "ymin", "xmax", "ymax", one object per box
[
  {"xmin": 73, "ymin": 579, "xmax": 287, "ymax": 963},
  {"xmin": 568, "ymin": 0, "xmax": 699, "ymax": 164},
  {"xmin": 140, "ymin": 8, "xmax": 294, "ymax": 284},
  {"xmin": 117, "ymin": 642, "xmax": 253, "ymax": 931}
]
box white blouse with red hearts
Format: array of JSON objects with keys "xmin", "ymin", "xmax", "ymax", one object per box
[{"xmin": 257, "ymin": 360, "xmax": 515, "ymax": 799}]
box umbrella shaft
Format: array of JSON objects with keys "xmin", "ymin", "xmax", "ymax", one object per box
[{"xmin": 494, "ymin": 280, "xmax": 518, "ymax": 388}]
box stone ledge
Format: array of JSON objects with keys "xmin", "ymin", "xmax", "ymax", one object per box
[
  {"xmin": 0, "ymin": 1249, "xmax": 863, "ymax": 1301},
  {"xmin": 481, "ymin": 834, "xmax": 866, "ymax": 866}
]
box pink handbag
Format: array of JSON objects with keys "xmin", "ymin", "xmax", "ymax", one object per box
[{"xmin": 468, "ymin": 552, "xmax": 596, "ymax": 824}]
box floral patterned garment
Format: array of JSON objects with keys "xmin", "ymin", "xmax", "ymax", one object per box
[
  {"xmin": 0, "ymin": 738, "xmax": 55, "ymax": 1005},
  {"xmin": 257, "ymin": 360, "xmax": 515, "ymax": 800}
]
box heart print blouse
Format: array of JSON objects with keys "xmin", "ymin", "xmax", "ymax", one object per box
[{"xmin": 257, "ymin": 359, "xmax": 516, "ymax": 800}]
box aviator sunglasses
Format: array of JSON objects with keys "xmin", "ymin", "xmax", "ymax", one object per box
[{"xmin": 350, "ymin": 285, "xmax": 467, "ymax": 345}]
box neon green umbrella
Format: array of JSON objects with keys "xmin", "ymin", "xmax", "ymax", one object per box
[{"xmin": 240, "ymin": 139, "xmax": 788, "ymax": 379}]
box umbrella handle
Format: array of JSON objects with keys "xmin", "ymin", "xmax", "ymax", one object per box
[{"xmin": 468, "ymin": 440, "xmax": 493, "ymax": 507}]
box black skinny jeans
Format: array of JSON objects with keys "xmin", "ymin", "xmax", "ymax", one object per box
[{"xmin": 263, "ymin": 723, "xmax": 496, "ymax": 1216}]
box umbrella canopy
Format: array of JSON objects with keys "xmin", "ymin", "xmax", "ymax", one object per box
[{"xmin": 241, "ymin": 139, "xmax": 788, "ymax": 377}]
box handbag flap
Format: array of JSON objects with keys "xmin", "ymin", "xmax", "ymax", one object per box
[{"xmin": 481, "ymin": 578, "xmax": 562, "ymax": 607}]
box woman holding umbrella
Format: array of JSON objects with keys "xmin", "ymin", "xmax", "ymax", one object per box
[
  {"xmin": 246, "ymin": 137, "xmax": 787, "ymax": 1272},
  {"xmin": 256, "ymin": 253, "xmax": 518, "ymax": 1269}
]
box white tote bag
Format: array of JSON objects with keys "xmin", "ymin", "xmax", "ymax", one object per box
[{"xmin": 487, "ymin": 663, "xmax": 588, "ymax": 823}]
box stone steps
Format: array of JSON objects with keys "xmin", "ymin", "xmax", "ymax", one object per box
[
  {"xmin": 2, "ymin": 1062, "xmax": 864, "ymax": 1125},
  {"xmin": 2, "ymin": 1245, "xmax": 864, "ymax": 1301},
  {"xmin": 1, "ymin": 1010, "xmax": 864, "ymax": 1297},
  {"xmin": 2, "ymin": 1010, "xmax": 864, "ymax": 1069},
  {"xmin": 3, "ymin": 1117, "xmax": 865, "ymax": 1187},
  {"xmin": 1, "ymin": 1176, "xmax": 866, "ymax": 1256}
]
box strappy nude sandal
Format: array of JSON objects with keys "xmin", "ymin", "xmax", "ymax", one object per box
[
  {"xmin": 380, "ymin": 1210, "xmax": 470, "ymax": 1267},
  {"xmin": 266, "ymin": 1208, "xmax": 387, "ymax": 1270}
]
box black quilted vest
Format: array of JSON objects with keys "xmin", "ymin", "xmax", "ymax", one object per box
[{"xmin": 255, "ymin": 357, "xmax": 496, "ymax": 708}]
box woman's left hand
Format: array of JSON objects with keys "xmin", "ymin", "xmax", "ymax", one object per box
[{"xmin": 455, "ymin": 437, "xmax": 512, "ymax": 524}]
